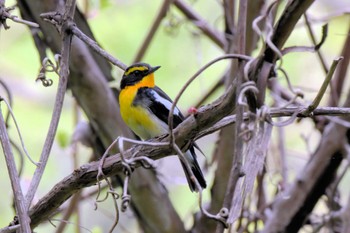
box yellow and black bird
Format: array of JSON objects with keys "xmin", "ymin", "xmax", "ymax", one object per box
[{"xmin": 119, "ymin": 62, "xmax": 206, "ymax": 192}]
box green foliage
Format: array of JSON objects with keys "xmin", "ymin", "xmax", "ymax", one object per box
[{"xmin": 56, "ymin": 130, "xmax": 70, "ymax": 148}]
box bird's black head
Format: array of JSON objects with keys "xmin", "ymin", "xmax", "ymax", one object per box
[{"xmin": 120, "ymin": 62, "xmax": 161, "ymax": 89}]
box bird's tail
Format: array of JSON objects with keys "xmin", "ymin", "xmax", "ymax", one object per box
[{"xmin": 180, "ymin": 147, "xmax": 206, "ymax": 192}]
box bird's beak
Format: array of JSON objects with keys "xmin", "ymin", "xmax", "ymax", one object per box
[{"xmin": 149, "ymin": 66, "xmax": 161, "ymax": 74}]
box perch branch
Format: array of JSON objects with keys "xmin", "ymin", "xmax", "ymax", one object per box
[{"xmin": 4, "ymin": 103, "xmax": 350, "ymax": 232}]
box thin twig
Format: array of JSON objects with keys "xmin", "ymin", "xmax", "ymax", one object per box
[
  {"xmin": 107, "ymin": 184, "xmax": 119, "ymax": 233},
  {"xmin": 49, "ymin": 219, "xmax": 92, "ymax": 233},
  {"xmin": 329, "ymin": 25, "xmax": 350, "ymax": 107},
  {"xmin": 0, "ymin": 3, "xmax": 39, "ymax": 29},
  {"xmin": 0, "ymin": 101, "xmax": 31, "ymax": 233},
  {"xmin": 193, "ymin": 75, "xmax": 224, "ymax": 108},
  {"xmin": 196, "ymin": 107, "xmax": 350, "ymax": 140},
  {"xmin": 97, "ymin": 136, "xmax": 167, "ymax": 180},
  {"xmin": 70, "ymin": 25, "xmax": 127, "ymax": 70},
  {"xmin": 281, "ymin": 23, "xmax": 328, "ymax": 56},
  {"xmin": 95, "ymin": 136, "xmax": 167, "ymax": 232},
  {"xmin": 54, "ymin": 102, "xmax": 81, "ymax": 233},
  {"xmin": 6, "ymin": 103, "xmax": 350, "ymax": 231},
  {"xmin": 53, "ymin": 191, "xmax": 82, "ymax": 233},
  {"xmin": 133, "ymin": 0, "xmax": 173, "ymax": 62},
  {"xmin": 5, "ymin": 14, "xmax": 39, "ymax": 28},
  {"xmin": 0, "ymin": 78, "xmax": 13, "ymax": 124},
  {"xmin": 0, "ymin": 225, "xmax": 20, "ymax": 233},
  {"xmin": 263, "ymin": 0, "xmax": 316, "ymax": 63},
  {"xmin": 25, "ymin": 0, "xmax": 77, "ymax": 209},
  {"xmin": 174, "ymin": 0, "xmax": 226, "ymax": 49},
  {"xmin": 10, "ymin": 139, "xmax": 24, "ymax": 177},
  {"xmin": 2, "ymin": 98, "xmax": 38, "ymax": 165},
  {"xmin": 94, "ymin": 138, "xmax": 121, "ymax": 232},
  {"xmin": 198, "ymin": 188, "xmax": 229, "ymax": 227},
  {"xmin": 302, "ymin": 57, "xmax": 343, "ymax": 116},
  {"xmin": 168, "ymin": 54, "xmax": 251, "ymax": 144},
  {"xmin": 218, "ymin": 1, "xmax": 248, "ymax": 232},
  {"xmin": 304, "ymin": 14, "xmax": 329, "ymax": 74}
]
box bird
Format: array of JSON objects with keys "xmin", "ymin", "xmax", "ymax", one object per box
[{"xmin": 119, "ymin": 62, "xmax": 206, "ymax": 192}]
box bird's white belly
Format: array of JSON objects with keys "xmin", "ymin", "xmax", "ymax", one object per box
[{"xmin": 126, "ymin": 107, "xmax": 169, "ymax": 140}]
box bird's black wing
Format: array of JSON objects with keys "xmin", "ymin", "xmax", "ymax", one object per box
[{"xmin": 133, "ymin": 86, "xmax": 184, "ymax": 127}]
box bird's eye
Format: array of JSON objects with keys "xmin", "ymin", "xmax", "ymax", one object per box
[{"xmin": 133, "ymin": 70, "xmax": 141, "ymax": 75}]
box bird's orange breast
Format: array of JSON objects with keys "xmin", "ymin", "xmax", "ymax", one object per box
[{"xmin": 119, "ymin": 74, "xmax": 166, "ymax": 139}]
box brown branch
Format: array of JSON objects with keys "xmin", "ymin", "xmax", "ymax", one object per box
[
  {"xmin": 5, "ymin": 50, "xmax": 242, "ymax": 230},
  {"xmin": 196, "ymin": 107, "xmax": 350, "ymax": 140},
  {"xmin": 70, "ymin": 25, "xmax": 127, "ymax": 70},
  {"xmin": 261, "ymin": 80, "xmax": 350, "ymax": 233},
  {"xmin": 329, "ymin": 24, "xmax": 350, "ymax": 107},
  {"xmin": 54, "ymin": 105, "xmax": 81, "ymax": 233},
  {"xmin": 193, "ymin": 75, "xmax": 224, "ymax": 108},
  {"xmin": 174, "ymin": 0, "xmax": 226, "ymax": 49},
  {"xmin": 133, "ymin": 0, "xmax": 172, "ymax": 62},
  {"xmin": 53, "ymin": 191, "xmax": 81, "ymax": 233},
  {"xmin": 281, "ymin": 23, "xmax": 328, "ymax": 56},
  {"xmin": 216, "ymin": 1, "xmax": 248, "ymax": 232},
  {"xmin": 25, "ymin": 0, "xmax": 76, "ymax": 210},
  {"xmin": 304, "ymin": 14, "xmax": 329, "ymax": 73},
  {"xmin": 5, "ymin": 98, "xmax": 350, "ymax": 232},
  {"xmin": 168, "ymin": 54, "xmax": 251, "ymax": 143},
  {"xmin": 263, "ymin": 0, "xmax": 316, "ymax": 63},
  {"xmin": 0, "ymin": 102, "xmax": 31, "ymax": 233},
  {"xmin": 0, "ymin": 1, "xmax": 39, "ymax": 29},
  {"xmin": 302, "ymin": 57, "xmax": 343, "ymax": 116}
]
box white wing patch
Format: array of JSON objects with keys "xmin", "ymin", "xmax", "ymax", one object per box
[{"xmin": 152, "ymin": 91, "xmax": 181, "ymax": 116}]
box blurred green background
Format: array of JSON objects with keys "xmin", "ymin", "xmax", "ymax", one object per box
[{"xmin": 0, "ymin": 0, "xmax": 349, "ymax": 232}]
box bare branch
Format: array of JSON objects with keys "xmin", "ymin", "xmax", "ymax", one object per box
[
  {"xmin": 0, "ymin": 1, "xmax": 39, "ymax": 29},
  {"xmin": 329, "ymin": 25, "xmax": 350, "ymax": 107},
  {"xmin": 304, "ymin": 14, "xmax": 329, "ymax": 73},
  {"xmin": 0, "ymin": 101, "xmax": 31, "ymax": 233},
  {"xmin": 4, "ymin": 100, "xmax": 350, "ymax": 232},
  {"xmin": 263, "ymin": 0, "xmax": 316, "ymax": 63},
  {"xmin": 302, "ymin": 57, "xmax": 343, "ymax": 116},
  {"xmin": 70, "ymin": 25, "xmax": 127, "ymax": 70},
  {"xmin": 25, "ymin": 0, "xmax": 76, "ymax": 209},
  {"xmin": 215, "ymin": 2, "xmax": 250, "ymax": 233},
  {"xmin": 174, "ymin": 0, "xmax": 226, "ymax": 49},
  {"xmin": 133, "ymin": 0, "xmax": 173, "ymax": 62},
  {"xmin": 168, "ymin": 54, "xmax": 252, "ymax": 141}
]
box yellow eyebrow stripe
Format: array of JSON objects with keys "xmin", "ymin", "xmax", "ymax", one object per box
[{"xmin": 125, "ymin": 66, "xmax": 148, "ymax": 76}]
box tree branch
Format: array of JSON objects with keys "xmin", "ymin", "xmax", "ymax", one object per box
[
  {"xmin": 0, "ymin": 102, "xmax": 31, "ymax": 233},
  {"xmin": 261, "ymin": 86, "xmax": 350, "ymax": 233},
  {"xmin": 6, "ymin": 98, "xmax": 350, "ymax": 231},
  {"xmin": 25, "ymin": 0, "xmax": 76, "ymax": 209},
  {"xmin": 263, "ymin": 0, "xmax": 315, "ymax": 63},
  {"xmin": 133, "ymin": 0, "xmax": 173, "ymax": 62},
  {"xmin": 174, "ymin": 0, "xmax": 226, "ymax": 49}
]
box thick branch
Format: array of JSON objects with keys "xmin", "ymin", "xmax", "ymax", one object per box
[
  {"xmin": 261, "ymin": 90, "xmax": 350, "ymax": 232},
  {"xmin": 10, "ymin": 100, "xmax": 350, "ymax": 230},
  {"xmin": 264, "ymin": 0, "xmax": 315, "ymax": 62}
]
